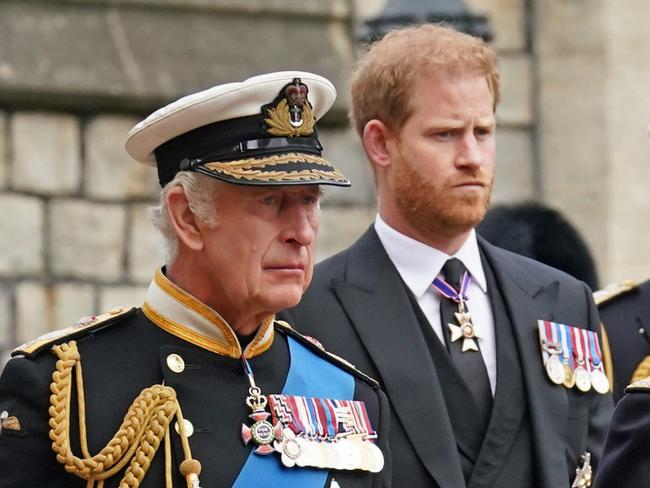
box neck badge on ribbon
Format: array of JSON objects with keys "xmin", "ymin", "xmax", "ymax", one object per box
[{"xmin": 432, "ymin": 271, "xmax": 481, "ymax": 352}]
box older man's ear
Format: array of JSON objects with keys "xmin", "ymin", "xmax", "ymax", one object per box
[{"xmin": 164, "ymin": 186, "xmax": 204, "ymax": 252}]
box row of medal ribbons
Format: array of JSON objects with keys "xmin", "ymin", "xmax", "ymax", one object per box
[
  {"xmin": 267, "ymin": 394, "xmax": 384, "ymax": 473},
  {"xmin": 537, "ymin": 320, "xmax": 610, "ymax": 394}
]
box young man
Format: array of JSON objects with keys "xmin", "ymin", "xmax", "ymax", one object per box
[
  {"xmin": 286, "ymin": 25, "xmax": 612, "ymax": 488},
  {"xmin": 0, "ymin": 72, "xmax": 390, "ymax": 487}
]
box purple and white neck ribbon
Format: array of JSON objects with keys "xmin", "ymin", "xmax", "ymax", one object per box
[{"xmin": 431, "ymin": 270, "xmax": 471, "ymax": 305}]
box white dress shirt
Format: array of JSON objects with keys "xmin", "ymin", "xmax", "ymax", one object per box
[{"xmin": 374, "ymin": 214, "xmax": 497, "ymax": 394}]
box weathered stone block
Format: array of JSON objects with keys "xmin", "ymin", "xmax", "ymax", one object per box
[
  {"xmin": 0, "ymin": 2, "xmax": 354, "ymax": 116},
  {"xmin": 466, "ymin": 0, "xmax": 526, "ymax": 51},
  {"xmin": 537, "ymin": 53, "xmax": 608, "ymax": 276},
  {"xmin": 0, "ymin": 112, "xmax": 7, "ymax": 189},
  {"xmin": 319, "ymin": 128, "xmax": 375, "ymax": 206},
  {"xmin": 52, "ymin": 283, "xmax": 95, "ymax": 328},
  {"xmin": 535, "ymin": 0, "xmax": 605, "ymax": 54},
  {"xmin": 497, "ymin": 54, "xmax": 532, "ymax": 126},
  {"xmin": 99, "ymin": 285, "xmax": 148, "ymax": 312},
  {"xmin": 128, "ymin": 205, "xmax": 165, "ymax": 284},
  {"xmin": 492, "ymin": 128, "xmax": 535, "ymax": 203},
  {"xmin": 11, "ymin": 112, "xmax": 81, "ymax": 195},
  {"xmin": 15, "ymin": 281, "xmax": 49, "ymax": 345},
  {"xmin": 0, "ymin": 287, "xmax": 11, "ymax": 348},
  {"xmin": 85, "ymin": 116, "xmax": 159, "ymax": 200},
  {"xmin": 50, "ymin": 200, "xmax": 126, "ymax": 281},
  {"xmin": 0, "ymin": 194, "xmax": 44, "ymax": 276},
  {"xmin": 315, "ymin": 205, "xmax": 375, "ymax": 262}
]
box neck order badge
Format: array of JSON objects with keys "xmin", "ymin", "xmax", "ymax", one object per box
[{"xmin": 432, "ymin": 262, "xmax": 482, "ymax": 352}]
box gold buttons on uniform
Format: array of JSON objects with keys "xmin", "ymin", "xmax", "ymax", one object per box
[
  {"xmin": 110, "ymin": 307, "xmax": 124, "ymax": 315},
  {"xmin": 166, "ymin": 353, "xmax": 185, "ymax": 373},
  {"xmin": 175, "ymin": 418, "xmax": 194, "ymax": 437}
]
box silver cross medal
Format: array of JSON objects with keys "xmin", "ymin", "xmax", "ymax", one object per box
[{"xmin": 448, "ymin": 296, "xmax": 481, "ymax": 352}]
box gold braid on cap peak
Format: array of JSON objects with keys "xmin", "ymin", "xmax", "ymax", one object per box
[{"xmin": 48, "ymin": 341, "xmax": 202, "ymax": 488}]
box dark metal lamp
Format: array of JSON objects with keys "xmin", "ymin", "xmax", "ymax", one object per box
[{"xmin": 358, "ymin": 0, "xmax": 493, "ymax": 44}]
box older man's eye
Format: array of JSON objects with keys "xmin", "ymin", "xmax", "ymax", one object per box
[{"xmin": 261, "ymin": 195, "xmax": 279, "ymax": 206}]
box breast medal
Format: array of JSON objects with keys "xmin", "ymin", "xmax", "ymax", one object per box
[
  {"xmin": 572, "ymin": 327, "xmax": 592, "ymax": 392},
  {"xmin": 539, "ymin": 320, "xmax": 566, "ymax": 385},
  {"xmin": 586, "ymin": 329, "xmax": 610, "ymax": 394}
]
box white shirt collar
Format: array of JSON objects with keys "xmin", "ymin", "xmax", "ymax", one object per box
[{"xmin": 374, "ymin": 214, "xmax": 488, "ymax": 299}]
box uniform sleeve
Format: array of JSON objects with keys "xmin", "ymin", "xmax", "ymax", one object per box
[
  {"xmin": 593, "ymin": 391, "xmax": 650, "ymax": 488},
  {"xmin": 582, "ymin": 283, "xmax": 615, "ymax": 471},
  {"xmin": 0, "ymin": 355, "xmax": 77, "ymax": 487}
]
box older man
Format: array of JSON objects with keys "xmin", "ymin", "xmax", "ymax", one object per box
[
  {"xmin": 0, "ymin": 72, "xmax": 389, "ymax": 487},
  {"xmin": 285, "ymin": 25, "xmax": 612, "ymax": 488}
]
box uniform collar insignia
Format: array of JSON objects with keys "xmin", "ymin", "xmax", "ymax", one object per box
[{"xmin": 142, "ymin": 268, "xmax": 275, "ymax": 358}]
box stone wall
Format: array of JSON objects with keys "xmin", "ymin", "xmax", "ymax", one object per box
[{"xmin": 3, "ymin": 0, "xmax": 650, "ymax": 362}]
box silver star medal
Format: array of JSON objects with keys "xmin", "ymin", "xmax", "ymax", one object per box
[{"xmin": 448, "ymin": 299, "xmax": 481, "ymax": 352}]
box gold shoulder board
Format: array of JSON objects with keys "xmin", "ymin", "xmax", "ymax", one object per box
[
  {"xmin": 594, "ymin": 280, "xmax": 638, "ymax": 306},
  {"xmin": 625, "ymin": 377, "xmax": 650, "ymax": 393},
  {"xmin": 274, "ymin": 319, "xmax": 379, "ymax": 388},
  {"xmin": 12, "ymin": 307, "xmax": 135, "ymax": 358}
]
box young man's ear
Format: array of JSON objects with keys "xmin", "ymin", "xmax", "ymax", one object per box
[
  {"xmin": 362, "ymin": 119, "xmax": 397, "ymax": 169},
  {"xmin": 164, "ymin": 186, "xmax": 204, "ymax": 251}
]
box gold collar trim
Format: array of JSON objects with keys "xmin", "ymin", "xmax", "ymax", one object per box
[{"xmin": 142, "ymin": 269, "xmax": 275, "ymax": 358}]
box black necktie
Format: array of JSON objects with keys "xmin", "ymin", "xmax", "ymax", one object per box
[{"xmin": 439, "ymin": 258, "xmax": 493, "ymax": 431}]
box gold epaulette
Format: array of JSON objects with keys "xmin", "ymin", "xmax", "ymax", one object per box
[
  {"xmin": 274, "ymin": 319, "xmax": 379, "ymax": 388},
  {"xmin": 625, "ymin": 377, "xmax": 650, "ymax": 393},
  {"xmin": 12, "ymin": 307, "xmax": 136, "ymax": 358},
  {"xmin": 593, "ymin": 280, "xmax": 638, "ymax": 306}
]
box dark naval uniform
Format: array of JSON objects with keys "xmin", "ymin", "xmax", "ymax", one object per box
[
  {"xmin": 594, "ymin": 378, "xmax": 650, "ymax": 488},
  {"xmin": 595, "ymin": 279, "xmax": 650, "ymax": 402},
  {"xmin": 0, "ymin": 269, "xmax": 390, "ymax": 487}
]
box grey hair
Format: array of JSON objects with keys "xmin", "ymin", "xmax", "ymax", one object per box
[{"xmin": 148, "ymin": 172, "xmax": 222, "ymax": 265}]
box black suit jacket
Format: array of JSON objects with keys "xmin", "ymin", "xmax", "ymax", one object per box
[{"xmin": 285, "ymin": 227, "xmax": 613, "ymax": 488}]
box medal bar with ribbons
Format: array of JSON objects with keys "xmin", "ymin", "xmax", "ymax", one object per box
[
  {"xmin": 538, "ymin": 320, "xmax": 609, "ymax": 395},
  {"xmin": 432, "ymin": 270, "xmax": 482, "ymax": 352},
  {"xmin": 267, "ymin": 394, "xmax": 383, "ymax": 473}
]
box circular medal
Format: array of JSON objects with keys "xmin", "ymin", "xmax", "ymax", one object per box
[
  {"xmin": 590, "ymin": 368, "xmax": 610, "ymax": 394},
  {"xmin": 574, "ymin": 366, "xmax": 591, "ymax": 392},
  {"xmin": 250, "ymin": 420, "xmax": 275, "ymax": 446},
  {"xmin": 364, "ymin": 442, "xmax": 385, "ymax": 473},
  {"xmin": 563, "ymin": 363, "xmax": 575, "ymax": 388},
  {"xmin": 545, "ymin": 355, "xmax": 565, "ymax": 385}
]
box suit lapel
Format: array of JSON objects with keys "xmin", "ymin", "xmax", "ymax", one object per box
[
  {"xmin": 479, "ymin": 239, "xmax": 569, "ymax": 488},
  {"xmin": 333, "ymin": 228, "xmax": 465, "ymax": 488}
]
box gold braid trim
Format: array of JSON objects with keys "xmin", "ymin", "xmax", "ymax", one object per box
[
  {"xmin": 203, "ymin": 153, "xmax": 348, "ymax": 183},
  {"xmin": 49, "ymin": 341, "xmax": 202, "ymax": 488},
  {"xmin": 631, "ymin": 355, "xmax": 650, "ymax": 384}
]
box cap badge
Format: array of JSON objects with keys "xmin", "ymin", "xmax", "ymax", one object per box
[{"xmin": 264, "ymin": 78, "xmax": 315, "ymax": 137}]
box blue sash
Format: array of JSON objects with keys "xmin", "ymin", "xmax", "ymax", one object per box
[{"xmin": 232, "ymin": 336, "xmax": 355, "ymax": 487}]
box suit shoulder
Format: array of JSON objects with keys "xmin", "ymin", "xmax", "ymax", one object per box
[
  {"xmin": 594, "ymin": 280, "xmax": 639, "ymax": 307},
  {"xmin": 274, "ymin": 319, "xmax": 379, "ymax": 389},
  {"xmin": 12, "ymin": 307, "xmax": 137, "ymax": 359}
]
